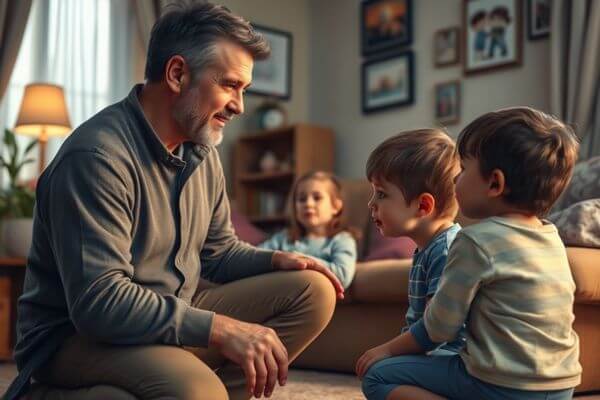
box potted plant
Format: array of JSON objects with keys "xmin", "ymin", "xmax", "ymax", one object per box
[{"xmin": 0, "ymin": 128, "xmax": 37, "ymax": 257}]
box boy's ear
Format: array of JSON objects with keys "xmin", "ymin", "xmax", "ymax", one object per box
[
  {"xmin": 416, "ymin": 193, "xmax": 435, "ymax": 217},
  {"xmin": 487, "ymin": 168, "xmax": 507, "ymax": 198}
]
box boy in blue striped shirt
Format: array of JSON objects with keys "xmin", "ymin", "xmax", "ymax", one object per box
[{"xmin": 356, "ymin": 129, "xmax": 465, "ymax": 393}]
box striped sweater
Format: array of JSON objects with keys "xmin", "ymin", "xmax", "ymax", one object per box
[{"xmin": 410, "ymin": 217, "xmax": 581, "ymax": 390}]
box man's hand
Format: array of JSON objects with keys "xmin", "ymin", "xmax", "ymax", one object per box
[
  {"xmin": 271, "ymin": 251, "xmax": 345, "ymax": 299},
  {"xmin": 355, "ymin": 343, "xmax": 393, "ymax": 379},
  {"xmin": 210, "ymin": 314, "xmax": 288, "ymax": 398}
]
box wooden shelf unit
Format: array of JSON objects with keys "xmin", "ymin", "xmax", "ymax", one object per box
[{"xmin": 233, "ymin": 124, "xmax": 334, "ymax": 230}]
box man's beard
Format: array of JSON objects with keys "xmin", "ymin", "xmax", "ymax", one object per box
[{"xmin": 173, "ymin": 88, "xmax": 224, "ymax": 147}]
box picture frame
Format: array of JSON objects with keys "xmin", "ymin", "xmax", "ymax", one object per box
[
  {"xmin": 527, "ymin": 0, "xmax": 550, "ymax": 40},
  {"xmin": 362, "ymin": 50, "xmax": 415, "ymax": 114},
  {"xmin": 463, "ymin": 0, "xmax": 522, "ymax": 75},
  {"xmin": 361, "ymin": 0, "xmax": 413, "ymax": 56},
  {"xmin": 434, "ymin": 27, "xmax": 461, "ymax": 67},
  {"xmin": 434, "ymin": 80, "xmax": 461, "ymax": 125},
  {"xmin": 247, "ymin": 25, "xmax": 292, "ymax": 100}
]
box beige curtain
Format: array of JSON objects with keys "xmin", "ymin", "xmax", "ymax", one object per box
[
  {"xmin": 550, "ymin": 0, "xmax": 600, "ymax": 159},
  {"xmin": 0, "ymin": 0, "xmax": 33, "ymax": 102}
]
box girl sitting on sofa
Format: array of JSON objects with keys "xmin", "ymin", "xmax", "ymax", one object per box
[{"xmin": 259, "ymin": 171, "xmax": 359, "ymax": 289}]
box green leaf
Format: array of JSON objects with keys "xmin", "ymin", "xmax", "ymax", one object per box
[{"xmin": 24, "ymin": 139, "xmax": 38, "ymax": 156}]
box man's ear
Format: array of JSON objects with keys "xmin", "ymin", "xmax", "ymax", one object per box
[
  {"xmin": 416, "ymin": 193, "xmax": 435, "ymax": 217},
  {"xmin": 164, "ymin": 55, "xmax": 188, "ymax": 95},
  {"xmin": 487, "ymin": 168, "xmax": 507, "ymax": 198}
]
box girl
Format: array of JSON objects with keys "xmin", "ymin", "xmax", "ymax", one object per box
[{"xmin": 259, "ymin": 171, "xmax": 359, "ymax": 289}]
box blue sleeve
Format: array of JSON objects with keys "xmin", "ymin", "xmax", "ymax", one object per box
[
  {"xmin": 424, "ymin": 243, "xmax": 449, "ymax": 298},
  {"xmin": 257, "ymin": 230, "xmax": 288, "ymax": 251},
  {"xmin": 306, "ymin": 232, "xmax": 357, "ymax": 289},
  {"xmin": 409, "ymin": 318, "xmax": 441, "ymax": 352}
]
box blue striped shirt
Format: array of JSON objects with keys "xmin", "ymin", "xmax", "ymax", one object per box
[{"xmin": 402, "ymin": 223, "xmax": 465, "ymax": 352}]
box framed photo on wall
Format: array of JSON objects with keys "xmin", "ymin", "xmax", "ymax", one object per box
[
  {"xmin": 527, "ymin": 0, "xmax": 550, "ymax": 40},
  {"xmin": 361, "ymin": 0, "xmax": 413, "ymax": 55},
  {"xmin": 434, "ymin": 80, "xmax": 461, "ymax": 125},
  {"xmin": 434, "ymin": 27, "xmax": 460, "ymax": 67},
  {"xmin": 362, "ymin": 50, "xmax": 415, "ymax": 114},
  {"xmin": 463, "ymin": 0, "xmax": 522, "ymax": 75},
  {"xmin": 247, "ymin": 25, "xmax": 292, "ymax": 100}
]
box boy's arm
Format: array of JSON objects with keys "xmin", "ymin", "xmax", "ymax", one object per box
[{"xmin": 410, "ymin": 233, "xmax": 492, "ymax": 350}]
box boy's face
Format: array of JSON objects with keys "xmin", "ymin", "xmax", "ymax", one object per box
[
  {"xmin": 454, "ymin": 157, "xmax": 493, "ymax": 219},
  {"xmin": 367, "ymin": 178, "xmax": 420, "ymax": 237}
]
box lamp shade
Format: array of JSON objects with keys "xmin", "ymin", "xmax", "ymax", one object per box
[{"xmin": 14, "ymin": 83, "xmax": 71, "ymax": 138}]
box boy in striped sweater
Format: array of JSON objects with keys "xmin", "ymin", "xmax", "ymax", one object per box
[{"xmin": 357, "ymin": 107, "xmax": 582, "ymax": 400}]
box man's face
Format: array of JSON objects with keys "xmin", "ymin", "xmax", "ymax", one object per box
[
  {"xmin": 367, "ymin": 178, "xmax": 420, "ymax": 238},
  {"xmin": 172, "ymin": 41, "xmax": 253, "ymax": 146}
]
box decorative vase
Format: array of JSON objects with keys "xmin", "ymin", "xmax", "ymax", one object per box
[{"xmin": 1, "ymin": 218, "xmax": 33, "ymax": 258}]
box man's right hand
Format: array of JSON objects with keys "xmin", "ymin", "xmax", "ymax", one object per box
[{"xmin": 209, "ymin": 314, "xmax": 288, "ymax": 398}]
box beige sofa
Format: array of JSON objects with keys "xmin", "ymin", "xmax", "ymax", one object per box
[{"xmin": 293, "ymin": 180, "xmax": 600, "ymax": 397}]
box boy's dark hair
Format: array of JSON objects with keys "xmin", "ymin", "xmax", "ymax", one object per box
[
  {"xmin": 145, "ymin": 2, "xmax": 270, "ymax": 82},
  {"xmin": 457, "ymin": 107, "xmax": 579, "ymax": 216},
  {"xmin": 470, "ymin": 11, "xmax": 487, "ymax": 27},
  {"xmin": 490, "ymin": 6, "xmax": 511, "ymax": 23},
  {"xmin": 366, "ymin": 129, "xmax": 459, "ymax": 218}
]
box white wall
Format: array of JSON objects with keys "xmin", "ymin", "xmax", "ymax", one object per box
[{"xmin": 309, "ymin": 0, "xmax": 551, "ymax": 178}]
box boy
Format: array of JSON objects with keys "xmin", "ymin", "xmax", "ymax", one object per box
[
  {"xmin": 357, "ymin": 128, "xmax": 465, "ymax": 389},
  {"xmin": 358, "ymin": 107, "xmax": 581, "ymax": 400}
]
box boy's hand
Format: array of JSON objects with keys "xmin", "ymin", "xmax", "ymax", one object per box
[
  {"xmin": 355, "ymin": 343, "xmax": 393, "ymax": 379},
  {"xmin": 271, "ymin": 251, "xmax": 344, "ymax": 299}
]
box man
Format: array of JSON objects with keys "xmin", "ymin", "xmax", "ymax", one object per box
[{"xmin": 4, "ymin": 3, "xmax": 342, "ymax": 400}]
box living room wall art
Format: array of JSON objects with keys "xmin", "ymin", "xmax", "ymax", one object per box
[
  {"xmin": 247, "ymin": 25, "xmax": 292, "ymax": 100},
  {"xmin": 434, "ymin": 80, "xmax": 461, "ymax": 125},
  {"xmin": 361, "ymin": 50, "xmax": 415, "ymax": 114},
  {"xmin": 463, "ymin": 0, "xmax": 522, "ymax": 75},
  {"xmin": 527, "ymin": 0, "xmax": 550, "ymax": 40},
  {"xmin": 434, "ymin": 27, "xmax": 461, "ymax": 67},
  {"xmin": 361, "ymin": 0, "xmax": 413, "ymax": 55}
]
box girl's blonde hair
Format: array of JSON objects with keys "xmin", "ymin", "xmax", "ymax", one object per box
[{"xmin": 287, "ymin": 171, "xmax": 360, "ymax": 242}]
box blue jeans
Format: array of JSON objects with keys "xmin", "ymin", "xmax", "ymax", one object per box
[{"xmin": 362, "ymin": 354, "xmax": 574, "ymax": 400}]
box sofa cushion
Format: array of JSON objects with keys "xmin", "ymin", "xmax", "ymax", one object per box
[
  {"xmin": 568, "ymin": 247, "xmax": 600, "ymax": 305},
  {"xmin": 549, "ymin": 200, "xmax": 600, "ymax": 248},
  {"xmin": 363, "ymin": 222, "xmax": 417, "ymax": 261},
  {"xmin": 347, "ymin": 259, "xmax": 412, "ymax": 303},
  {"xmin": 230, "ymin": 208, "xmax": 267, "ymax": 245},
  {"xmin": 553, "ymin": 156, "xmax": 600, "ymax": 212}
]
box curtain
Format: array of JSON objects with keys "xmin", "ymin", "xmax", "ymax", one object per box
[
  {"xmin": 132, "ymin": 0, "xmax": 166, "ymax": 51},
  {"xmin": 0, "ymin": 0, "xmax": 32, "ymax": 102},
  {"xmin": 550, "ymin": 0, "xmax": 600, "ymax": 159},
  {"xmin": 0, "ymin": 0, "xmax": 135, "ymax": 181}
]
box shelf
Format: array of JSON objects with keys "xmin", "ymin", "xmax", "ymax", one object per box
[
  {"xmin": 239, "ymin": 125, "xmax": 295, "ymax": 142},
  {"xmin": 239, "ymin": 171, "xmax": 294, "ymax": 184}
]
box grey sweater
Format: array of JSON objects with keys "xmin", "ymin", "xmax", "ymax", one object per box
[{"xmin": 11, "ymin": 85, "xmax": 274, "ymax": 393}]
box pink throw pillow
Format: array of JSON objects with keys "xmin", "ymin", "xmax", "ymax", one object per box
[
  {"xmin": 230, "ymin": 209, "xmax": 267, "ymax": 245},
  {"xmin": 363, "ymin": 221, "xmax": 417, "ymax": 261}
]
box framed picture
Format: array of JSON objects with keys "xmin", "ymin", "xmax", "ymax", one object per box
[
  {"xmin": 362, "ymin": 51, "xmax": 415, "ymax": 114},
  {"xmin": 435, "ymin": 81, "xmax": 461, "ymax": 125},
  {"xmin": 247, "ymin": 25, "xmax": 292, "ymax": 100},
  {"xmin": 527, "ymin": 0, "xmax": 550, "ymax": 40},
  {"xmin": 361, "ymin": 0, "xmax": 413, "ymax": 55},
  {"xmin": 463, "ymin": 0, "xmax": 522, "ymax": 75},
  {"xmin": 434, "ymin": 27, "xmax": 461, "ymax": 67}
]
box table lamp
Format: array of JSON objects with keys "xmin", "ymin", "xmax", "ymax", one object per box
[{"xmin": 14, "ymin": 83, "xmax": 71, "ymax": 174}]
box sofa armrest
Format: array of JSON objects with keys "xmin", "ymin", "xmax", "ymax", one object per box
[
  {"xmin": 347, "ymin": 259, "xmax": 412, "ymax": 303},
  {"xmin": 568, "ymin": 247, "xmax": 600, "ymax": 305}
]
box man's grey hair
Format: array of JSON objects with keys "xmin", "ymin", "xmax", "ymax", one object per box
[{"xmin": 144, "ymin": 1, "xmax": 271, "ymax": 82}]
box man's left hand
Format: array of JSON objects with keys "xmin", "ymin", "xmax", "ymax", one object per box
[{"xmin": 271, "ymin": 251, "xmax": 344, "ymax": 300}]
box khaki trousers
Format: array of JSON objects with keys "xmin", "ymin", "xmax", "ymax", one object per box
[{"xmin": 29, "ymin": 270, "xmax": 336, "ymax": 400}]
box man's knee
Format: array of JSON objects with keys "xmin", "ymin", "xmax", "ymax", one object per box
[{"xmin": 294, "ymin": 270, "xmax": 336, "ymax": 328}]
